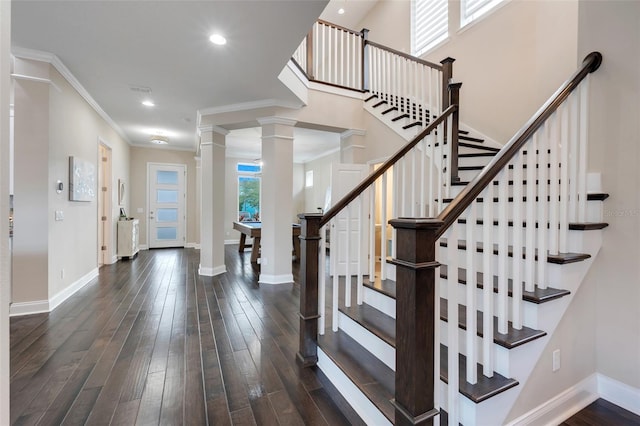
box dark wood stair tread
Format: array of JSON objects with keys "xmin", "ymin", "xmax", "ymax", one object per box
[
  {"xmin": 439, "ymin": 299, "xmax": 546, "ymax": 349},
  {"xmin": 459, "ymin": 152, "xmax": 497, "ymax": 158},
  {"xmin": 442, "ymin": 193, "xmax": 609, "ymax": 203},
  {"xmin": 459, "ymin": 142, "xmax": 499, "ymax": 152},
  {"xmin": 403, "ymin": 121, "xmax": 422, "ymax": 130},
  {"xmin": 382, "ymin": 106, "xmax": 398, "ymax": 115},
  {"xmin": 339, "ymin": 303, "xmax": 396, "ymax": 347},
  {"xmin": 318, "ymin": 330, "xmax": 395, "ymax": 422},
  {"xmin": 439, "ymin": 239, "xmax": 591, "ymax": 264},
  {"xmin": 440, "ymin": 265, "xmax": 571, "ymax": 304},
  {"xmin": 364, "ymin": 94, "xmax": 379, "ymax": 102},
  {"xmin": 363, "ymin": 278, "xmax": 397, "ymax": 299},
  {"xmin": 457, "ymin": 218, "xmax": 609, "ymax": 231},
  {"xmin": 373, "ymin": 100, "xmax": 388, "ymax": 108},
  {"xmin": 440, "ymin": 345, "xmax": 519, "ymax": 403},
  {"xmin": 392, "ymin": 113, "xmax": 410, "ymax": 122},
  {"xmin": 459, "ymin": 134, "xmax": 485, "ymax": 143}
]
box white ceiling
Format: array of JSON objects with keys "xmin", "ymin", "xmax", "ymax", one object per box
[{"xmin": 11, "ymin": 0, "xmax": 377, "ymax": 158}]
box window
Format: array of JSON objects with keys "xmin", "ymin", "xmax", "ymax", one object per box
[
  {"xmin": 237, "ymin": 163, "xmax": 261, "ymax": 222},
  {"xmin": 461, "ymin": 0, "xmax": 504, "ymax": 27},
  {"xmin": 412, "ymin": 0, "xmax": 448, "ymax": 57},
  {"xmin": 305, "ymin": 170, "xmax": 314, "ymax": 188},
  {"xmin": 412, "ymin": 0, "xmax": 505, "ymax": 56}
]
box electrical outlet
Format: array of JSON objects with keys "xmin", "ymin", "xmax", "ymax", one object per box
[
  {"xmin": 55, "ymin": 210, "xmax": 64, "ymax": 221},
  {"xmin": 552, "ymin": 349, "xmax": 561, "ymax": 372}
]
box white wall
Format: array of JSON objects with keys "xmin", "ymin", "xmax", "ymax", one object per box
[
  {"xmin": 304, "ymin": 150, "xmax": 340, "ymax": 213},
  {"xmin": 12, "ymin": 57, "xmax": 130, "ymax": 309}
]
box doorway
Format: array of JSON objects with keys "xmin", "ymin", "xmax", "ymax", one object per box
[
  {"xmin": 97, "ymin": 143, "xmax": 112, "ymax": 266},
  {"xmin": 147, "ymin": 163, "xmax": 186, "ymax": 248}
]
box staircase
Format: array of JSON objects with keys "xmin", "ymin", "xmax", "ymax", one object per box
[{"xmin": 292, "ymin": 20, "xmax": 606, "ymax": 426}]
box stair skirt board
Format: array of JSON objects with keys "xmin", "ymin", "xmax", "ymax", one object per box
[{"xmin": 317, "ymin": 348, "xmax": 393, "ymax": 426}]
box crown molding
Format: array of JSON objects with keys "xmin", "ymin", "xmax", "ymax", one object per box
[
  {"xmin": 261, "ymin": 134, "xmax": 295, "ymax": 141},
  {"xmin": 303, "ymin": 146, "xmax": 341, "ymax": 164},
  {"xmin": 199, "ymin": 141, "xmax": 226, "ymax": 149},
  {"xmin": 341, "ymin": 129, "xmax": 366, "ymax": 139},
  {"xmin": 12, "ymin": 47, "xmax": 132, "ymax": 145},
  {"xmin": 130, "ymin": 142, "xmax": 196, "ymax": 153},
  {"xmin": 257, "ymin": 116, "xmax": 298, "ymax": 127},
  {"xmin": 198, "ymin": 98, "xmax": 302, "ymax": 117}
]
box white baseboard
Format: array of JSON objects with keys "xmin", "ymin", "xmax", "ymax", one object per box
[
  {"xmin": 224, "ymin": 239, "xmax": 240, "ymax": 245},
  {"xmin": 258, "ymin": 273, "xmax": 293, "ymax": 285},
  {"xmin": 9, "ymin": 300, "xmax": 49, "ymax": 317},
  {"xmin": 598, "ymin": 373, "xmax": 640, "ymax": 416},
  {"xmin": 49, "ymin": 268, "xmax": 99, "ymax": 312},
  {"xmin": 505, "ymin": 374, "xmax": 598, "ymax": 426},
  {"xmin": 185, "ymin": 242, "xmax": 201, "ymax": 249},
  {"xmin": 10, "ymin": 267, "xmax": 99, "ymax": 317},
  {"xmin": 110, "ymin": 256, "xmax": 118, "ymax": 264},
  {"xmin": 506, "ymin": 373, "xmax": 640, "ymax": 425},
  {"xmin": 139, "ymin": 244, "xmax": 148, "ymax": 250},
  {"xmin": 198, "ymin": 264, "xmax": 226, "ymax": 277}
]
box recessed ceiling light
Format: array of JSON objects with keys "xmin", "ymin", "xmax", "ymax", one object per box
[
  {"xmin": 150, "ymin": 135, "xmax": 169, "ymax": 145},
  {"xmin": 338, "ymin": 8, "xmax": 345, "ymax": 14},
  {"xmin": 209, "ymin": 34, "xmax": 227, "ymax": 45},
  {"xmin": 142, "ymin": 100, "xmax": 155, "ymax": 107}
]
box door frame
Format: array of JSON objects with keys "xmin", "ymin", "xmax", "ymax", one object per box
[
  {"xmin": 146, "ymin": 162, "xmax": 187, "ymax": 249},
  {"xmin": 97, "ymin": 139, "xmax": 112, "ymax": 266}
]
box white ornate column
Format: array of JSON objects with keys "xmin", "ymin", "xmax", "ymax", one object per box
[
  {"xmin": 258, "ymin": 117, "xmax": 296, "ymax": 284},
  {"xmin": 199, "ymin": 125, "xmax": 227, "ymax": 276},
  {"xmin": 194, "ymin": 155, "xmax": 201, "ymax": 249},
  {"xmin": 340, "ymin": 129, "xmax": 366, "ymax": 163}
]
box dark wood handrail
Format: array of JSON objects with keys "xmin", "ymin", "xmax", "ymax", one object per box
[
  {"xmin": 435, "ymin": 52, "xmax": 602, "ymax": 238},
  {"xmin": 320, "ymin": 104, "xmax": 458, "ymax": 228},
  {"xmin": 365, "ymin": 40, "xmax": 443, "ymax": 71},
  {"xmin": 317, "ymin": 19, "xmax": 365, "ymax": 37}
]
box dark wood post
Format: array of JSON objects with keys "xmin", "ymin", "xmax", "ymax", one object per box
[
  {"xmin": 390, "ymin": 218, "xmax": 443, "ymax": 426},
  {"xmin": 296, "ymin": 213, "xmax": 322, "ymax": 367},
  {"xmin": 306, "ymin": 27, "xmax": 315, "ymax": 80},
  {"xmin": 449, "ymin": 82, "xmax": 462, "ymax": 183},
  {"xmin": 361, "ymin": 28, "xmax": 370, "ymax": 92},
  {"xmin": 440, "ymin": 57, "xmax": 455, "ymax": 110}
]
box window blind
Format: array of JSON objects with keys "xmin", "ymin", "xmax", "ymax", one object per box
[{"xmin": 412, "ymin": 0, "xmax": 448, "ymax": 56}]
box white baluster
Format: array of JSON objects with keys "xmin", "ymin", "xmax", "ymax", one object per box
[
  {"xmin": 320, "ymin": 23, "xmax": 325, "ymax": 82},
  {"xmin": 537, "ymin": 125, "xmax": 549, "ymax": 290},
  {"xmin": 559, "ymin": 104, "xmax": 570, "ymax": 253},
  {"xmin": 466, "ymin": 202, "xmax": 478, "ymax": 384},
  {"xmin": 381, "ymin": 172, "xmax": 388, "ymax": 280},
  {"xmin": 331, "ymin": 218, "xmax": 339, "ymax": 332},
  {"xmin": 578, "ymin": 80, "xmax": 589, "ymax": 221},
  {"xmin": 446, "ymin": 224, "xmax": 459, "ymax": 424},
  {"xmin": 482, "ymin": 183, "xmax": 494, "ymax": 377},
  {"xmin": 428, "ymin": 133, "xmax": 435, "ymax": 216},
  {"xmin": 340, "ymin": 30, "xmax": 344, "ymax": 87},
  {"xmin": 524, "ymin": 135, "xmax": 537, "ymax": 292},
  {"xmin": 548, "ymin": 113, "xmax": 560, "ymax": 255},
  {"xmin": 446, "ymin": 115, "xmax": 453, "ymax": 199},
  {"xmin": 512, "ymin": 151, "xmax": 524, "ymax": 330},
  {"xmin": 568, "ymin": 91, "xmax": 579, "ymax": 223},
  {"xmin": 497, "ymin": 169, "xmax": 508, "ymax": 335},
  {"xmin": 319, "ymin": 224, "xmax": 326, "ymax": 335},
  {"xmin": 369, "ymin": 185, "xmax": 376, "ymax": 293},
  {"xmin": 420, "ymin": 138, "xmax": 426, "ymax": 216},
  {"xmin": 345, "ymin": 205, "xmax": 351, "ymax": 308},
  {"xmin": 357, "ymin": 195, "xmax": 363, "ymax": 306},
  {"xmin": 411, "ymin": 147, "xmax": 417, "ymax": 217}
]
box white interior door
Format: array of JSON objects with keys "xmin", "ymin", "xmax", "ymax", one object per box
[
  {"xmin": 97, "ymin": 144, "xmax": 111, "ymax": 266},
  {"xmin": 148, "ymin": 163, "xmax": 186, "ymax": 248},
  {"xmin": 329, "ymin": 163, "xmax": 370, "ymax": 276}
]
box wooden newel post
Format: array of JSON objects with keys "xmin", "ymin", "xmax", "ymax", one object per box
[
  {"xmin": 389, "ymin": 218, "xmax": 443, "ymax": 426},
  {"xmin": 306, "ymin": 27, "xmax": 315, "ymax": 80},
  {"xmin": 361, "ymin": 28, "xmax": 370, "ymax": 92},
  {"xmin": 449, "ymin": 82, "xmax": 462, "ymax": 183},
  {"xmin": 440, "ymin": 57, "xmax": 455, "ymax": 110},
  {"xmin": 296, "ymin": 213, "xmax": 322, "ymax": 367}
]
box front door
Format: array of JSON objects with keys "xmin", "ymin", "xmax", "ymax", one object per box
[{"xmin": 148, "ymin": 163, "xmax": 186, "ymax": 248}]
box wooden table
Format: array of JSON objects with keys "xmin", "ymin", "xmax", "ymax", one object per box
[{"xmin": 233, "ymin": 221, "xmax": 301, "ymax": 263}]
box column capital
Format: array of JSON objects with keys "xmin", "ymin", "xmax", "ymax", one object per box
[
  {"xmin": 198, "ymin": 124, "xmax": 229, "ymax": 136},
  {"xmin": 257, "ymin": 116, "xmax": 297, "ymax": 127}
]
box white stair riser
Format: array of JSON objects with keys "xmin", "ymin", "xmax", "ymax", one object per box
[
  {"xmin": 363, "ymin": 285, "xmax": 396, "ymax": 319},
  {"xmin": 337, "ymin": 311, "xmax": 396, "ymax": 370}
]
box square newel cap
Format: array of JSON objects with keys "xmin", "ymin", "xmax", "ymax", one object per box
[
  {"xmin": 389, "ymin": 218, "xmax": 444, "ymax": 231},
  {"xmin": 298, "ymin": 213, "xmax": 323, "ymax": 221}
]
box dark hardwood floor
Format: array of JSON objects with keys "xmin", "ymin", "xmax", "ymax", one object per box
[
  {"xmin": 561, "ymin": 399, "xmax": 640, "ymax": 425},
  {"xmin": 10, "ymin": 247, "xmax": 640, "ymax": 425},
  {"xmin": 10, "ymin": 246, "xmax": 358, "ymax": 425}
]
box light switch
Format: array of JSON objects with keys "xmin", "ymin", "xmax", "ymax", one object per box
[{"xmin": 55, "ymin": 210, "xmax": 64, "ymax": 221}]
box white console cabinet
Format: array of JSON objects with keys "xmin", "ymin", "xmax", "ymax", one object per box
[{"xmin": 117, "ymin": 219, "xmax": 139, "ymax": 259}]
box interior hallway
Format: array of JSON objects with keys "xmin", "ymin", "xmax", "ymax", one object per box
[{"xmin": 9, "ymin": 247, "xmax": 359, "ymax": 425}]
